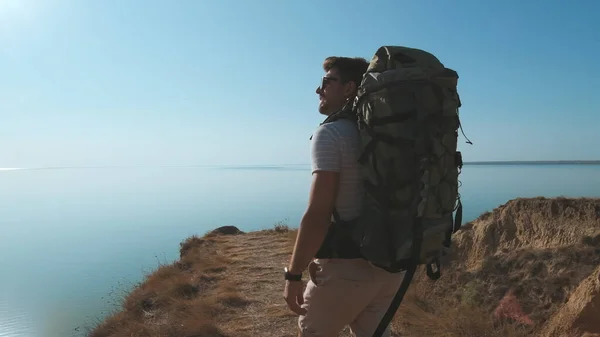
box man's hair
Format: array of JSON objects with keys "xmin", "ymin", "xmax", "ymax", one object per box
[{"xmin": 323, "ymin": 56, "xmax": 369, "ymax": 89}]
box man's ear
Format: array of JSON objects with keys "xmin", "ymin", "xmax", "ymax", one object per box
[{"xmin": 344, "ymin": 81, "xmax": 357, "ymax": 99}]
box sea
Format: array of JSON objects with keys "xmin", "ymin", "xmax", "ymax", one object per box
[{"xmin": 0, "ymin": 163, "xmax": 598, "ymax": 337}]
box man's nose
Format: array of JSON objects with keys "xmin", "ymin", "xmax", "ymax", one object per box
[{"xmin": 316, "ymin": 86, "xmax": 322, "ymax": 95}]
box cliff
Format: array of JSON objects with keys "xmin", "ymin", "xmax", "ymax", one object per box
[{"xmin": 88, "ymin": 197, "xmax": 600, "ymax": 337}]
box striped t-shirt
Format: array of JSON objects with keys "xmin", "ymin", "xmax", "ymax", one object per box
[{"xmin": 310, "ymin": 119, "xmax": 363, "ymax": 221}]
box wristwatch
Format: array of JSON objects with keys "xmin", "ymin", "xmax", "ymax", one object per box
[{"xmin": 284, "ymin": 267, "xmax": 302, "ymax": 281}]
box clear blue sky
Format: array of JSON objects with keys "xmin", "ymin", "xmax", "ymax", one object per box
[{"xmin": 2, "ymin": 0, "xmax": 599, "ymax": 167}]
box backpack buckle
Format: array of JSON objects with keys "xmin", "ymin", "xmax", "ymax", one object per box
[{"xmin": 426, "ymin": 258, "xmax": 441, "ymax": 280}]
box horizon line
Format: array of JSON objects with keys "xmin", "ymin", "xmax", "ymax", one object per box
[{"xmin": 1, "ymin": 160, "xmax": 600, "ymax": 171}]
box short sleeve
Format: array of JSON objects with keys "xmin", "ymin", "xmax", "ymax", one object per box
[{"xmin": 310, "ymin": 125, "xmax": 341, "ymax": 173}]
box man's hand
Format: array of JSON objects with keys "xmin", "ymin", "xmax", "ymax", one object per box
[{"xmin": 283, "ymin": 280, "xmax": 307, "ymax": 315}]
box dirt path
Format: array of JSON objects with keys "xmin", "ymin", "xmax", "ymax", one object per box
[
  {"xmin": 212, "ymin": 230, "xmax": 300, "ymax": 337},
  {"xmin": 211, "ymin": 230, "xmax": 371, "ymax": 337}
]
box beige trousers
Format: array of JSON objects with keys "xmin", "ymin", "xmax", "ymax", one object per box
[{"xmin": 297, "ymin": 258, "xmax": 405, "ymax": 337}]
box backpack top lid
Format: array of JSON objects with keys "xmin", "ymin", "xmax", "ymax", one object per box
[
  {"xmin": 366, "ymin": 46, "xmax": 445, "ymax": 72},
  {"xmin": 363, "ymin": 46, "xmax": 460, "ymax": 91}
]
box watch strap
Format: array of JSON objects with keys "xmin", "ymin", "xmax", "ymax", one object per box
[{"xmin": 284, "ymin": 267, "xmax": 302, "ymax": 281}]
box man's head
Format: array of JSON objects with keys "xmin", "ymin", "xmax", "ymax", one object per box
[{"xmin": 316, "ymin": 56, "xmax": 369, "ymax": 115}]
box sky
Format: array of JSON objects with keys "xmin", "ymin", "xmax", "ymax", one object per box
[{"xmin": 1, "ymin": 0, "xmax": 599, "ymax": 168}]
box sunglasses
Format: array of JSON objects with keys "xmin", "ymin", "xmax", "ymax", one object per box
[{"xmin": 319, "ymin": 76, "xmax": 340, "ymax": 90}]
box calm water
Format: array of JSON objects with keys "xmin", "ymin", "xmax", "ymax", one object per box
[{"xmin": 0, "ymin": 164, "xmax": 598, "ymax": 337}]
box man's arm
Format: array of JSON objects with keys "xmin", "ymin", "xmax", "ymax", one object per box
[
  {"xmin": 287, "ymin": 124, "xmax": 341, "ymax": 275},
  {"xmin": 287, "ymin": 170, "xmax": 339, "ymax": 274}
]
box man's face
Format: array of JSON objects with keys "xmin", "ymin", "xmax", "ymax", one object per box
[{"xmin": 315, "ymin": 68, "xmax": 353, "ymax": 116}]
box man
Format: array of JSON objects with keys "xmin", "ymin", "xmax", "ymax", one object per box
[{"xmin": 283, "ymin": 56, "xmax": 405, "ymax": 337}]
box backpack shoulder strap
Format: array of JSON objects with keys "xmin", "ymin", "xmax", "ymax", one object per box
[{"xmin": 309, "ymin": 102, "xmax": 356, "ymax": 140}]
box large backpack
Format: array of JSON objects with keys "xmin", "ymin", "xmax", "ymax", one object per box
[{"xmin": 315, "ymin": 46, "xmax": 470, "ymax": 337}]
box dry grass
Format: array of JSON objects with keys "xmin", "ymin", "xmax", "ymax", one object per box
[
  {"xmin": 86, "ymin": 223, "xmax": 301, "ymax": 337},
  {"xmin": 88, "ymin": 235, "xmax": 235, "ymax": 337},
  {"xmin": 381, "ymin": 269, "xmax": 514, "ymax": 337},
  {"xmin": 87, "ymin": 198, "xmax": 600, "ymax": 337}
]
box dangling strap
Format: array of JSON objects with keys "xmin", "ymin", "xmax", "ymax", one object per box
[
  {"xmin": 371, "ymin": 263, "xmax": 417, "ymax": 337},
  {"xmin": 371, "ymin": 215, "xmax": 424, "ymax": 337},
  {"xmin": 453, "ymin": 200, "xmax": 463, "ymax": 233}
]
